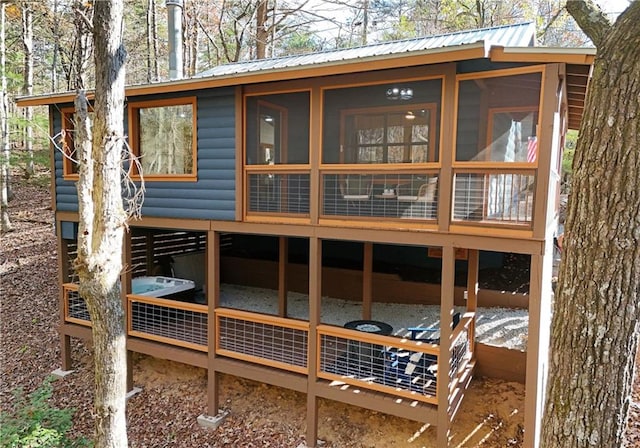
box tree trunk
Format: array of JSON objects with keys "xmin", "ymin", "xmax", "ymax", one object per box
[
  {"xmin": 146, "ymin": 0, "xmax": 155, "ymax": 82},
  {"xmin": 74, "ymin": 0, "xmax": 128, "ymax": 446},
  {"xmin": 255, "ymin": 0, "xmax": 268, "ymax": 59},
  {"xmin": 1, "ymin": 2, "xmax": 11, "ymax": 233},
  {"xmin": 22, "ymin": 2, "xmax": 34, "ymax": 178},
  {"xmin": 541, "ymin": 2, "xmax": 640, "ymax": 447}
]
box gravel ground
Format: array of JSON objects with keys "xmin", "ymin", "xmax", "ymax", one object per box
[
  {"xmin": 1, "ymin": 178, "xmax": 637, "ymax": 447},
  {"xmin": 220, "ymin": 284, "xmax": 529, "ymax": 351}
]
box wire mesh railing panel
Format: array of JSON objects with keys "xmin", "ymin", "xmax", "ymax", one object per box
[
  {"xmin": 453, "ymin": 172, "xmax": 535, "ymax": 225},
  {"xmin": 247, "ymin": 173, "xmax": 310, "ymax": 215},
  {"xmin": 449, "ymin": 329, "xmax": 471, "ymax": 383},
  {"xmin": 216, "ymin": 312, "xmax": 309, "ymax": 373},
  {"xmin": 64, "ymin": 285, "xmax": 91, "ymax": 325},
  {"xmin": 129, "ymin": 298, "xmax": 208, "ymax": 351},
  {"xmin": 318, "ymin": 329, "xmax": 439, "ymax": 402},
  {"xmin": 322, "ymin": 172, "xmax": 438, "ymax": 221}
]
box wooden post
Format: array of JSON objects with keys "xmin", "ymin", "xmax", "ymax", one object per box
[
  {"xmin": 438, "ymin": 63, "xmax": 456, "ymax": 232},
  {"xmin": 207, "ymin": 230, "xmax": 220, "ymax": 416},
  {"xmin": 362, "ymin": 242, "xmax": 373, "ymax": 320},
  {"xmin": 437, "ymin": 245, "xmax": 455, "ymax": 447},
  {"xmin": 278, "ymin": 236, "xmax": 288, "ymax": 317},
  {"xmin": 524, "ymin": 250, "xmax": 553, "ymax": 448},
  {"xmin": 309, "ymin": 87, "xmax": 322, "ymax": 225},
  {"xmin": 306, "ymin": 237, "xmax": 322, "ymax": 447},
  {"xmin": 466, "ymin": 249, "xmax": 479, "ymax": 360},
  {"xmin": 57, "ymin": 222, "xmax": 73, "ymax": 370},
  {"xmin": 524, "ymin": 64, "xmax": 561, "ymax": 447},
  {"xmin": 121, "ymin": 231, "xmax": 134, "ymax": 391},
  {"xmin": 532, "ymin": 64, "xmax": 561, "ymax": 240}
]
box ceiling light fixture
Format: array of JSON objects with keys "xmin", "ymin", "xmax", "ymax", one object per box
[{"xmin": 386, "ymin": 87, "xmax": 413, "ymax": 100}]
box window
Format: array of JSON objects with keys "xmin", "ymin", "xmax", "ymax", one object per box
[
  {"xmin": 341, "ymin": 104, "xmax": 437, "ymax": 164},
  {"xmin": 488, "ymin": 108, "xmax": 538, "ymax": 163},
  {"xmin": 455, "ymin": 71, "xmax": 541, "ymax": 162},
  {"xmin": 128, "ymin": 97, "xmax": 197, "ymax": 179},
  {"xmin": 60, "ymin": 107, "xmax": 94, "ymax": 179},
  {"xmin": 245, "ymin": 92, "xmax": 310, "ymax": 165}
]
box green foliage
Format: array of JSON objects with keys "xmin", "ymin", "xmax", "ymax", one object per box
[
  {"xmin": 0, "ymin": 378, "xmax": 91, "ymax": 448},
  {"xmin": 562, "ymin": 130, "xmax": 578, "ymax": 175},
  {"xmin": 278, "ymin": 31, "xmax": 323, "ymax": 56}
]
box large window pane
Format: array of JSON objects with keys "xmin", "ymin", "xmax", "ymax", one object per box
[
  {"xmin": 455, "ymin": 72, "xmax": 541, "ymax": 162},
  {"xmin": 341, "ymin": 105, "xmax": 436, "ymax": 164},
  {"xmin": 129, "ymin": 97, "xmax": 197, "ymax": 178},
  {"xmin": 139, "ymin": 104, "xmax": 194, "ymax": 175},
  {"xmin": 246, "ymin": 91, "xmax": 310, "ymax": 165},
  {"xmin": 60, "ymin": 108, "xmax": 94, "ymax": 177},
  {"xmin": 323, "ymin": 79, "xmax": 442, "ymax": 164}
]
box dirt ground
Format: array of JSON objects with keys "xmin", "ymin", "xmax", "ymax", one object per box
[{"xmin": 1, "ymin": 178, "xmax": 638, "ymax": 447}]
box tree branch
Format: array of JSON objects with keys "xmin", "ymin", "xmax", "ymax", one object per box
[{"xmin": 566, "ymin": 0, "xmax": 612, "ymax": 48}]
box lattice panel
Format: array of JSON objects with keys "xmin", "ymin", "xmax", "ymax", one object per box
[
  {"xmin": 130, "ymin": 229, "xmax": 207, "ymax": 276},
  {"xmin": 247, "ymin": 173, "xmax": 310, "ymax": 215},
  {"xmin": 453, "ymin": 172, "xmax": 535, "ymax": 224},
  {"xmin": 129, "ymin": 300, "xmax": 208, "ymax": 349},
  {"xmin": 217, "ymin": 315, "xmax": 308, "ymax": 370},
  {"xmin": 322, "ymin": 173, "xmax": 438, "ymax": 220},
  {"xmin": 319, "ymin": 333, "xmax": 438, "ymax": 400}
]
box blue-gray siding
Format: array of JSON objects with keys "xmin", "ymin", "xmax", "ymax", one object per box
[{"xmin": 52, "ymin": 88, "xmax": 237, "ymax": 221}]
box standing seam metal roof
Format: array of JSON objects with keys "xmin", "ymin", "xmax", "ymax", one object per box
[{"xmin": 196, "ymin": 22, "xmax": 536, "ymax": 78}]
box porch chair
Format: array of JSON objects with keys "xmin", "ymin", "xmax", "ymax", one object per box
[
  {"xmin": 396, "ymin": 176, "xmax": 438, "ymax": 202},
  {"xmin": 340, "ymin": 175, "xmax": 373, "ymax": 201}
]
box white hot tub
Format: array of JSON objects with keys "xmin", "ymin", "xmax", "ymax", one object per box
[{"xmin": 131, "ymin": 276, "xmax": 195, "ymax": 300}]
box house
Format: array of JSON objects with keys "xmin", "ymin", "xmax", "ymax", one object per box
[{"xmin": 17, "ymin": 22, "xmax": 594, "ymax": 447}]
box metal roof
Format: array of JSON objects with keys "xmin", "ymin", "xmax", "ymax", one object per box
[{"xmin": 196, "ymin": 22, "xmax": 536, "ymax": 79}]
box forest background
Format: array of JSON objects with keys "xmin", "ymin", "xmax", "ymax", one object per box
[{"xmin": 0, "ymin": 0, "xmax": 628, "ymax": 186}]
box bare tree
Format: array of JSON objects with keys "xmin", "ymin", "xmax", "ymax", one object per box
[
  {"xmin": 73, "ymin": 0, "xmax": 130, "ymax": 445},
  {"xmin": 146, "ymin": 0, "xmax": 159, "ymax": 82},
  {"xmin": 541, "ymin": 1, "xmax": 640, "ymax": 447},
  {"xmin": 21, "ymin": 1, "xmax": 33, "ymax": 178},
  {"xmin": 1, "ymin": 1, "xmax": 11, "ymax": 233}
]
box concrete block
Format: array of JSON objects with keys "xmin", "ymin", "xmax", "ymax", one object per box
[
  {"xmin": 197, "ymin": 412, "xmax": 229, "ymax": 430},
  {"xmin": 126, "ymin": 387, "xmax": 143, "ymax": 400},
  {"xmin": 50, "ymin": 368, "xmax": 74, "ymax": 379}
]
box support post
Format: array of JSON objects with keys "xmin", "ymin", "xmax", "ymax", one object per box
[
  {"xmin": 306, "ymin": 237, "xmax": 322, "ymax": 447},
  {"xmin": 278, "ymin": 236, "xmax": 288, "ymax": 317},
  {"xmin": 362, "ymin": 242, "xmax": 373, "ymax": 320},
  {"xmin": 121, "ymin": 231, "xmax": 133, "ymax": 391},
  {"xmin": 466, "ymin": 249, "xmax": 479, "ymax": 359},
  {"xmin": 57, "ymin": 224, "xmax": 73, "ymax": 370},
  {"xmin": 207, "ymin": 230, "xmax": 220, "ymax": 416},
  {"xmin": 437, "ymin": 245, "xmax": 455, "ymax": 447}
]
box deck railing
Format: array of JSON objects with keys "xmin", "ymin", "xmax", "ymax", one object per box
[
  {"xmin": 62, "ymin": 286, "xmax": 474, "ymax": 409},
  {"xmin": 317, "ymin": 324, "xmax": 441, "ymax": 404},
  {"xmin": 127, "ymin": 295, "xmax": 209, "ymax": 351},
  {"xmin": 452, "ymin": 169, "xmax": 535, "ymax": 227},
  {"xmin": 245, "ymin": 167, "xmax": 310, "ymax": 217},
  {"xmin": 63, "ymin": 283, "xmax": 91, "ymax": 326},
  {"xmin": 321, "ymin": 169, "xmax": 439, "ymax": 222},
  {"xmin": 215, "ymin": 308, "xmax": 310, "ymax": 374},
  {"xmin": 244, "ymin": 165, "xmax": 538, "ymax": 230}
]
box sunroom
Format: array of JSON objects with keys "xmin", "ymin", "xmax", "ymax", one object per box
[{"xmin": 243, "ymin": 66, "xmax": 541, "ymax": 232}]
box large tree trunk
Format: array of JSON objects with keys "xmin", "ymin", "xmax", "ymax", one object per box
[
  {"xmin": 74, "ymin": 0, "xmax": 128, "ymax": 446},
  {"xmin": 541, "ymin": 2, "xmax": 640, "ymax": 447}
]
